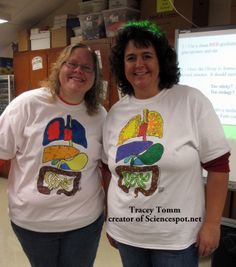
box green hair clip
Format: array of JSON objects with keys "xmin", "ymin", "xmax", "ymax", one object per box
[{"xmin": 122, "ymin": 20, "xmax": 164, "ymax": 37}]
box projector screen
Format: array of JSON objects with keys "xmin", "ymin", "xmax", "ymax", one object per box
[{"xmin": 175, "ymin": 25, "xmax": 236, "ymax": 183}]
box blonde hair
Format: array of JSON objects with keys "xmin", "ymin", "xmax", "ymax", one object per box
[{"xmin": 41, "ymin": 43, "xmax": 103, "ymax": 115}]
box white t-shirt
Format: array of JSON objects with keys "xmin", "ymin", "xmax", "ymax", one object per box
[
  {"xmin": 0, "ymin": 88, "xmax": 107, "ymax": 232},
  {"xmin": 103, "ymin": 85, "xmax": 230, "ymax": 250}
]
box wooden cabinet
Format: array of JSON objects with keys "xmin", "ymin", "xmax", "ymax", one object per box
[
  {"xmin": 13, "ymin": 51, "xmax": 30, "ymax": 96},
  {"xmin": 13, "ymin": 48, "xmax": 62, "ymax": 96}
]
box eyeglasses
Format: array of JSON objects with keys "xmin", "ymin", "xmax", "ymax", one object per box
[{"xmin": 64, "ymin": 61, "xmax": 94, "ymax": 73}]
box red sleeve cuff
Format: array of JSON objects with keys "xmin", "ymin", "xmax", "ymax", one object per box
[{"xmin": 201, "ymin": 152, "xmax": 230, "ymax": 172}]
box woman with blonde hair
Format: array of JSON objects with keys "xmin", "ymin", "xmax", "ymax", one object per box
[{"xmin": 0, "ymin": 43, "xmax": 107, "ymax": 267}]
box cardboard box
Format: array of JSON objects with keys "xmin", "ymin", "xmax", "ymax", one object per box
[
  {"xmin": 79, "ymin": 13, "xmax": 106, "ymax": 40},
  {"xmin": 51, "ymin": 27, "xmax": 73, "ymax": 48},
  {"xmin": 140, "ymin": 0, "xmax": 194, "ymax": 46},
  {"xmin": 73, "ymin": 27, "xmax": 82, "ymax": 36},
  {"xmin": 18, "ymin": 30, "xmax": 30, "ymax": 51},
  {"xmin": 53, "ymin": 15, "xmax": 80, "ymax": 29},
  {"xmin": 102, "ymin": 7, "xmax": 140, "ymax": 37},
  {"xmin": 70, "ymin": 36, "xmax": 83, "ymax": 45},
  {"xmin": 109, "ymin": 0, "xmax": 139, "ymax": 9},
  {"xmin": 30, "ymin": 31, "xmax": 50, "ymax": 50},
  {"xmin": 30, "ymin": 28, "xmax": 40, "ymax": 35}
]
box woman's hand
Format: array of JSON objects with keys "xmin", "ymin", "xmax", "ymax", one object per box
[
  {"xmin": 196, "ymin": 171, "xmax": 228, "ymax": 256},
  {"xmin": 196, "ymin": 222, "xmax": 220, "ymax": 256}
]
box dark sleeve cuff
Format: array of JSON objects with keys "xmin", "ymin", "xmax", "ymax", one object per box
[{"xmin": 201, "ymin": 152, "xmax": 231, "ymax": 172}]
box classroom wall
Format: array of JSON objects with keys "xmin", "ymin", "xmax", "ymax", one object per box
[{"xmin": 208, "ymin": 0, "xmax": 232, "ymax": 25}]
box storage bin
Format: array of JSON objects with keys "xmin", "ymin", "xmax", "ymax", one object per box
[
  {"xmin": 79, "ymin": 13, "xmax": 106, "ymax": 40},
  {"xmin": 79, "ymin": 0, "xmax": 108, "ymax": 14},
  {"xmin": 102, "ymin": 7, "xmax": 140, "ymax": 37}
]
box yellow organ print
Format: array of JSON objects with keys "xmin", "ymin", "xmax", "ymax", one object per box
[
  {"xmin": 147, "ymin": 110, "xmax": 163, "ymax": 138},
  {"xmin": 117, "ymin": 109, "xmax": 163, "ymax": 145},
  {"xmin": 117, "ymin": 115, "xmax": 141, "ymax": 145},
  {"xmin": 59, "ymin": 153, "xmax": 88, "ymax": 172},
  {"xmin": 43, "ymin": 145, "xmax": 80, "ymax": 163}
]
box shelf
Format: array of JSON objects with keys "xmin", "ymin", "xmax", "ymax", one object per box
[{"xmin": 0, "ymin": 75, "xmax": 15, "ymax": 115}]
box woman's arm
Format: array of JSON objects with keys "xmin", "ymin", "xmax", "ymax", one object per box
[
  {"xmin": 100, "ymin": 162, "xmax": 111, "ymax": 198},
  {"xmin": 100, "ymin": 162, "xmax": 118, "ymax": 248},
  {"xmin": 196, "ymin": 171, "xmax": 229, "ymax": 256},
  {"xmin": 0, "ymin": 159, "xmax": 5, "ymax": 168}
]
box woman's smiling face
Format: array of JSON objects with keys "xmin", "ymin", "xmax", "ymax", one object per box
[
  {"xmin": 59, "ymin": 47, "xmax": 95, "ymax": 104},
  {"xmin": 124, "ymin": 41, "xmax": 160, "ymax": 99}
]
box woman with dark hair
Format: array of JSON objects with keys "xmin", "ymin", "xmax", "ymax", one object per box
[
  {"xmin": 103, "ymin": 20, "xmax": 230, "ymax": 267},
  {"xmin": 110, "ymin": 20, "xmax": 180, "ymax": 95},
  {"xmin": 0, "ymin": 43, "xmax": 107, "ymax": 267}
]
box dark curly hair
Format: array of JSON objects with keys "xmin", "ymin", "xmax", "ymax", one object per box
[{"xmin": 110, "ymin": 20, "xmax": 180, "ymax": 96}]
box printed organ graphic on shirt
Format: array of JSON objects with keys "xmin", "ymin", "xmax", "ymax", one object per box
[
  {"xmin": 115, "ymin": 109, "xmax": 164, "ymax": 197},
  {"xmin": 37, "ymin": 115, "xmax": 88, "ymax": 196}
]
